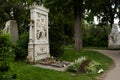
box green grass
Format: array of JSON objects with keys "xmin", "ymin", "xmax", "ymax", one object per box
[
  {"xmin": 64, "ymin": 44, "xmax": 108, "ymax": 50},
  {"xmin": 11, "ymin": 62, "xmax": 96, "ymax": 80},
  {"xmin": 84, "ymin": 47, "xmax": 108, "ymax": 50},
  {"xmin": 60, "ymin": 49, "xmax": 113, "ymax": 70},
  {"xmin": 11, "ymin": 49, "xmax": 113, "ymax": 80}
]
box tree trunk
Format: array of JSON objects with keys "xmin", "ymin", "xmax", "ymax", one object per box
[{"xmin": 74, "ymin": 0, "xmax": 83, "ymax": 50}]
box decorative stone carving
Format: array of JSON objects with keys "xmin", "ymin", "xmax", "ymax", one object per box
[
  {"xmin": 36, "ymin": 19, "xmax": 46, "ymax": 40},
  {"xmin": 27, "ymin": 4, "xmax": 50, "ymax": 63},
  {"xmin": 3, "ymin": 20, "xmax": 19, "ymax": 43},
  {"xmin": 108, "ymin": 22, "xmax": 120, "ymax": 48}
]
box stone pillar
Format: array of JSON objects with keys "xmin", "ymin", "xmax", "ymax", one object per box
[
  {"xmin": 3, "ymin": 20, "xmax": 19, "ymax": 43},
  {"xmin": 27, "ymin": 4, "xmax": 50, "ymax": 63},
  {"xmin": 29, "ymin": 20, "xmax": 34, "ymax": 43}
]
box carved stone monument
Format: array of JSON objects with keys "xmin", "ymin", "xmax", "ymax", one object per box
[
  {"xmin": 108, "ymin": 22, "xmax": 120, "ymax": 48},
  {"xmin": 3, "ymin": 20, "xmax": 19, "ymax": 43},
  {"xmin": 27, "ymin": 4, "xmax": 50, "ymax": 63}
]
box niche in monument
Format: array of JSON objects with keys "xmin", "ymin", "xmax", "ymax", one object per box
[{"xmin": 27, "ymin": 3, "xmax": 50, "ymax": 63}]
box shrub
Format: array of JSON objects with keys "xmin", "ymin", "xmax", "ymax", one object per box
[
  {"xmin": 87, "ymin": 60, "xmax": 102, "ymax": 73},
  {"xmin": 0, "ymin": 31, "xmax": 15, "ymax": 72},
  {"xmin": 67, "ymin": 56, "xmax": 102, "ymax": 73},
  {"xmin": 83, "ymin": 24, "xmax": 111, "ymax": 47},
  {"xmin": 79, "ymin": 59, "xmax": 91, "ymax": 73},
  {"xmin": 14, "ymin": 32, "xmax": 29, "ymax": 60},
  {"xmin": 49, "ymin": 20, "xmax": 64, "ymax": 57},
  {"xmin": 67, "ymin": 56, "xmax": 88, "ymax": 73},
  {"xmin": 0, "ymin": 31, "xmax": 16, "ymax": 79}
]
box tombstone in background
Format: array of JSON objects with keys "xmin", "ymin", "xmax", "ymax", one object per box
[
  {"xmin": 3, "ymin": 20, "xmax": 19, "ymax": 43},
  {"xmin": 27, "ymin": 3, "xmax": 50, "ymax": 63},
  {"xmin": 108, "ymin": 22, "xmax": 120, "ymax": 48}
]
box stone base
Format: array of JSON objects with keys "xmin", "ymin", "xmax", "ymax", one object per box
[
  {"xmin": 108, "ymin": 42, "xmax": 120, "ymax": 49},
  {"xmin": 27, "ymin": 42, "xmax": 50, "ymax": 63},
  {"xmin": 33, "ymin": 58, "xmax": 73, "ymax": 71}
]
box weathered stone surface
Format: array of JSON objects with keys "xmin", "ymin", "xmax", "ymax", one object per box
[
  {"xmin": 3, "ymin": 20, "xmax": 19, "ymax": 43},
  {"xmin": 108, "ymin": 23, "xmax": 120, "ymax": 48},
  {"xmin": 27, "ymin": 4, "xmax": 50, "ymax": 63}
]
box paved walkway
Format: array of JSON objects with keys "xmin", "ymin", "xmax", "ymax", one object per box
[{"xmin": 95, "ymin": 50, "xmax": 120, "ymax": 80}]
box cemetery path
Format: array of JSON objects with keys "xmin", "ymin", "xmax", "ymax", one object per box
[{"xmin": 95, "ymin": 50, "xmax": 120, "ymax": 80}]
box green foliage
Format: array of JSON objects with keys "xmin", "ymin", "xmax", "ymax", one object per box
[
  {"xmin": 49, "ymin": 21, "xmax": 64, "ymax": 57},
  {"xmin": 44, "ymin": 1, "xmax": 68, "ymax": 57},
  {"xmin": 0, "ymin": 71, "xmax": 17, "ymax": 80},
  {"xmin": 84, "ymin": 0, "xmax": 120, "ymax": 26},
  {"xmin": 67, "ymin": 56, "xmax": 102, "ymax": 73},
  {"xmin": 0, "ymin": 31, "xmax": 14, "ymax": 72},
  {"xmin": 11, "ymin": 62, "xmax": 96, "ymax": 80},
  {"xmin": 87, "ymin": 60, "xmax": 102, "ymax": 73},
  {"xmin": 0, "ymin": 31, "xmax": 16, "ymax": 79},
  {"xmin": 67, "ymin": 64, "xmax": 78, "ymax": 72},
  {"xmin": 67, "ymin": 56, "xmax": 88, "ymax": 72},
  {"xmin": 14, "ymin": 32, "xmax": 29, "ymax": 60},
  {"xmin": 9, "ymin": 49, "xmax": 113, "ymax": 80},
  {"xmin": 59, "ymin": 48, "xmax": 113, "ymax": 72},
  {"xmin": 0, "ymin": 0, "xmax": 33, "ymax": 34},
  {"xmin": 83, "ymin": 24, "xmax": 111, "ymax": 47}
]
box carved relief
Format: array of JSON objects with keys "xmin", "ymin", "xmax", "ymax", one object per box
[
  {"xmin": 28, "ymin": 5, "xmax": 49, "ymax": 63},
  {"xmin": 28, "ymin": 45, "xmax": 33, "ymax": 57},
  {"xmin": 36, "ymin": 47, "xmax": 47, "ymax": 56},
  {"xmin": 36, "ymin": 14, "xmax": 47, "ymax": 40},
  {"xmin": 29, "ymin": 20, "xmax": 34, "ymax": 27},
  {"xmin": 28, "ymin": 48, "xmax": 33, "ymax": 53}
]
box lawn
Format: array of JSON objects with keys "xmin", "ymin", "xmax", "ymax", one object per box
[{"xmin": 11, "ymin": 49, "xmax": 113, "ymax": 80}]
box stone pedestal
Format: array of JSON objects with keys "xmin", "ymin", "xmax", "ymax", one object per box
[{"xmin": 27, "ymin": 4, "xmax": 50, "ymax": 63}]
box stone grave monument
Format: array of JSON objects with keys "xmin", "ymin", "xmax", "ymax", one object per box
[
  {"xmin": 3, "ymin": 20, "xmax": 19, "ymax": 43},
  {"xmin": 27, "ymin": 4, "xmax": 50, "ymax": 63},
  {"xmin": 108, "ymin": 22, "xmax": 120, "ymax": 48}
]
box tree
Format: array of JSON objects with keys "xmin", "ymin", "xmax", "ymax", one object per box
[
  {"xmin": 85, "ymin": 0, "xmax": 120, "ymax": 27},
  {"xmin": 0, "ymin": 0, "xmax": 33, "ymax": 34},
  {"xmin": 44, "ymin": 0, "xmax": 66, "ymax": 56},
  {"xmin": 44, "ymin": 0, "xmax": 83, "ymax": 50},
  {"xmin": 73, "ymin": 0, "xmax": 83, "ymax": 50}
]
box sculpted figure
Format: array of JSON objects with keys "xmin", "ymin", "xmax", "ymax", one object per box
[
  {"xmin": 36, "ymin": 19, "xmax": 46, "ymax": 40},
  {"xmin": 108, "ymin": 22, "xmax": 120, "ymax": 48}
]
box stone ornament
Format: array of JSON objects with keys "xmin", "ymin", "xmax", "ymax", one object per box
[
  {"xmin": 27, "ymin": 4, "xmax": 50, "ymax": 63},
  {"xmin": 36, "ymin": 19, "xmax": 46, "ymax": 40}
]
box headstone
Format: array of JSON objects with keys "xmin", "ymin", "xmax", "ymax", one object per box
[
  {"xmin": 3, "ymin": 20, "xmax": 19, "ymax": 43},
  {"xmin": 108, "ymin": 22, "xmax": 120, "ymax": 48},
  {"xmin": 27, "ymin": 4, "xmax": 50, "ymax": 63}
]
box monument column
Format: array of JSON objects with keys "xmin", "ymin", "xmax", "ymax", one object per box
[{"xmin": 29, "ymin": 20, "xmax": 34, "ymax": 43}]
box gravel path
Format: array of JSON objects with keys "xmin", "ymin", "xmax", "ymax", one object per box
[{"xmin": 95, "ymin": 50, "xmax": 120, "ymax": 80}]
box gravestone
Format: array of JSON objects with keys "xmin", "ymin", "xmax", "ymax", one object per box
[
  {"xmin": 108, "ymin": 22, "xmax": 120, "ymax": 48},
  {"xmin": 3, "ymin": 20, "xmax": 19, "ymax": 43},
  {"xmin": 27, "ymin": 4, "xmax": 50, "ymax": 63}
]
